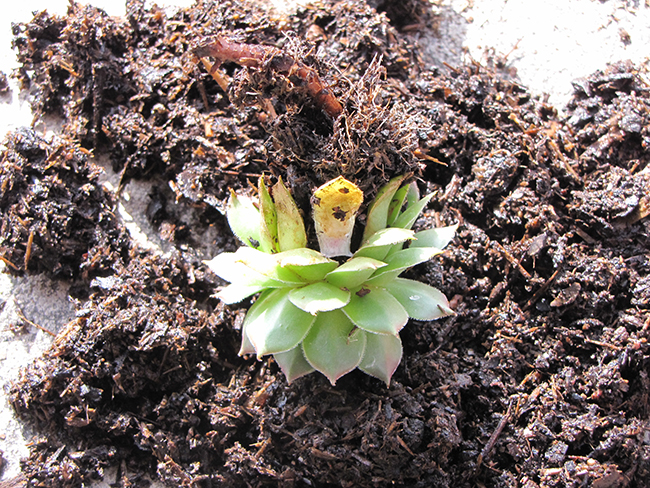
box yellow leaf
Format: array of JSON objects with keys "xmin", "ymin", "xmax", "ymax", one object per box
[{"xmin": 312, "ymin": 176, "xmax": 363, "ymax": 257}]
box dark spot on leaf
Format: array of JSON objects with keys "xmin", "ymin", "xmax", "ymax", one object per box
[
  {"xmin": 332, "ymin": 206, "xmax": 347, "ymax": 221},
  {"xmin": 356, "ymin": 287, "xmax": 370, "ymax": 297},
  {"xmin": 339, "ymin": 187, "xmax": 350, "ymax": 194},
  {"xmin": 248, "ymin": 237, "xmax": 260, "ymax": 248}
]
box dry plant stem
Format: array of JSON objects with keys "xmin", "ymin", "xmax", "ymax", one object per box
[
  {"xmin": 0, "ymin": 255, "xmax": 20, "ymax": 271},
  {"xmin": 16, "ymin": 307, "xmax": 55, "ymax": 337},
  {"xmin": 200, "ymin": 57, "xmax": 229, "ymax": 92},
  {"xmin": 476, "ymin": 398, "xmax": 517, "ymax": 471},
  {"xmin": 24, "ymin": 230, "xmax": 34, "ymax": 270},
  {"xmin": 194, "ymin": 36, "xmax": 343, "ymax": 118},
  {"xmin": 523, "ymin": 267, "xmax": 561, "ymax": 311}
]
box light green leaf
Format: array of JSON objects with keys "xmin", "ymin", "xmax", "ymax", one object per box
[
  {"xmin": 387, "ymin": 184, "xmax": 409, "ymax": 226},
  {"xmin": 405, "ymin": 181, "xmax": 420, "ymax": 208},
  {"xmin": 273, "ymin": 177, "xmax": 307, "ymax": 251},
  {"xmin": 343, "ymin": 286, "xmax": 408, "ymax": 335},
  {"xmin": 277, "ymin": 248, "xmax": 335, "ymax": 266},
  {"xmin": 358, "ymin": 331, "xmax": 403, "ymax": 386},
  {"xmin": 289, "ymin": 282, "xmax": 350, "ymax": 314},
  {"xmin": 239, "ymin": 324, "xmax": 256, "ymax": 355},
  {"xmin": 384, "ymin": 278, "xmax": 454, "ymax": 320},
  {"xmin": 258, "ymin": 176, "xmax": 279, "ymax": 253},
  {"xmin": 302, "ymin": 310, "xmax": 366, "ymax": 385},
  {"xmin": 244, "ymin": 289, "xmax": 316, "ymax": 356},
  {"xmin": 226, "ymin": 190, "xmax": 263, "ymax": 249},
  {"xmin": 232, "ymin": 247, "xmax": 306, "ymax": 285},
  {"xmin": 216, "ymin": 284, "xmax": 265, "ymax": 304},
  {"xmin": 274, "ymin": 346, "xmax": 315, "ymax": 383},
  {"xmin": 325, "ymin": 257, "xmax": 387, "ymax": 289},
  {"xmin": 355, "ymin": 227, "xmax": 415, "ymax": 260},
  {"xmin": 362, "ymin": 227, "xmax": 416, "ymax": 247},
  {"xmin": 362, "ymin": 175, "xmax": 406, "ymax": 242},
  {"xmin": 382, "ymin": 242, "xmax": 406, "ymax": 261},
  {"xmin": 392, "ymin": 192, "xmax": 435, "ymax": 230},
  {"xmin": 204, "ymin": 252, "xmax": 286, "ymax": 288},
  {"xmin": 411, "ymin": 224, "xmax": 458, "ymax": 250},
  {"xmin": 277, "ymin": 248, "xmax": 338, "ymax": 281},
  {"xmin": 365, "ymin": 247, "xmax": 442, "ymax": 286}
]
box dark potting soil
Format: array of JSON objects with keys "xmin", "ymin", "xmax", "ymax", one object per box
[{"xmin": 1, "ymin": 0, "xmax": 649, "ymax": 486}]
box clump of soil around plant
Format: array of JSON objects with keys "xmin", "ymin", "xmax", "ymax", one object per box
[{"xmin": 2, "ymin": 0, "xmax": 649, "ymax": 487}]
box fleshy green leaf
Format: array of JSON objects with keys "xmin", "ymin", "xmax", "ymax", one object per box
[
  {"xmin": 391, "ymin": 192, "xmax": 435, "ymax": 230},
  {"xmin": 411, "ymin": 224, "xmax": 458, "ymax": 250},
  {"xmin": 258, "ymin": 176, "xmax": 279, "ymax": 253},
  {"xmin": 204, "ymin": 252, "xmax": 286, "ymax": 288},
  {"xmin": 365, "ymin": 247, "xmax": 442, "ymax": 286},
  {"xmin": 384, "ymin": 278, "xmax": 454, "ymax": 320},
  {"xmin": 217, "ymin": 284, "xmax": 265, "ymax": 304},
  {"xmin": 274, "ymin": 346, "xmax": 315, "ymax": 383},
  {"xmin": 289, "ymin": 282, "xmax": 350, "ymax": 314},
  {"xmin": 244, "ymin": 288, "xmax": 316, "ymax": 356},
  {"xmin": 355, "ymin": 227, "xmax": 415, "ymax": 260},
  {"xmin": 358, "ymin": 331, "xmax": 403, "ymax": 386},
  {"xmin": 277, "ymin": 248, "xmax": 338, "ymax": 281},
  {"xmin": 362, "ymin": 175, "xmax": 406, "ymax": 242},
  {"xmin": 387, "ymin": 184, "xmax": 409, "ymax": 226},
  {"xmin": 226, "ymin": 190, "xmax": 263, "ymax": 249},
  {"xmin": 325, "ymin": 257, "xmax": 387, "ymax": 289},
  {"xmin": 239, "ymin": 324, "xmax": 256, "ymax": 356},
  {"xmin": 273, "ymin": 177, "xmax": 307, "ymax": 251},
  {"xmin": 302, "ymin": 310, "xmax": 366, "ymax": 385},
  {"xmin": 232, "ymin": 247, "xmax": 306, "ymax": 285},
  {"xmin": 312, "ymin": 176, "xmax": 363, "ymax": 257},
  {"xmin": 343, "ymin": 286, "xmax": 409, "ymax": 335},
  {"xmin": 405, "ymin": 181, "xmax": 420, "ymax": 208}
]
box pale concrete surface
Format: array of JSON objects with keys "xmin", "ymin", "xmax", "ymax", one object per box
[{"xmin": 0, "ymin": 0, "xmax": 648, "ymax": 483}]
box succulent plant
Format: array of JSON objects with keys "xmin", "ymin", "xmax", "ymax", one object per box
[{"xmin": 205, "ymin": 175, "xmax": 457, "ymax": 386}]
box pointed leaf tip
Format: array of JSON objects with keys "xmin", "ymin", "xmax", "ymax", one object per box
[
  {"xmin": 411, "ymin": 224, "xmax": 458, "ymax": 250},
  {"xmin": 358, "ymin": 331, "xmax": 403, "ymax": 386},
  {"xmin": 258, "ymin": 176, "xmax": 279, "ymax": 253},
  {"xmin": 226, "ymin": 190, "xmax": 264, "ymax": 250},
  {"xmin": 365, "ymin": 246, "xmax": 443, "ymax": 286},
  {"xmin": 387, "ymin": 184, "xmax": 409, "ymax": 226},
  {"xmin": 385, "ymin": 278, "xmax": 453, "ymax": 321},
  {"xmin": 302, "ymin": 310, "xmax": 366, "ymax": 385},
  {"xmin": 273, "ymin": 177, "xmax": 307, "ymax": 251},
  {"xmin": 392, "ymin": 192, "xmax": 435, "ymax": 230},
  {"xmin": 355, "ymin": 227, "xmax": 415, "ymax": 261},
  {"xmin": 362, "ymin": 175, "xmax": 406, "ymax": 242},
  {"xmin": 217, "ymin": 283, "xmax": 265, "ymax": 304},
  {"xmin": 274, "ymin": 346, "xmax": 315, "ymax": 383}
]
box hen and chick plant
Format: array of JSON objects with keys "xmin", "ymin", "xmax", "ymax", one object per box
[{"xmin": 205, "ymin": 175, "xmax": 456, "ymax": 386}]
